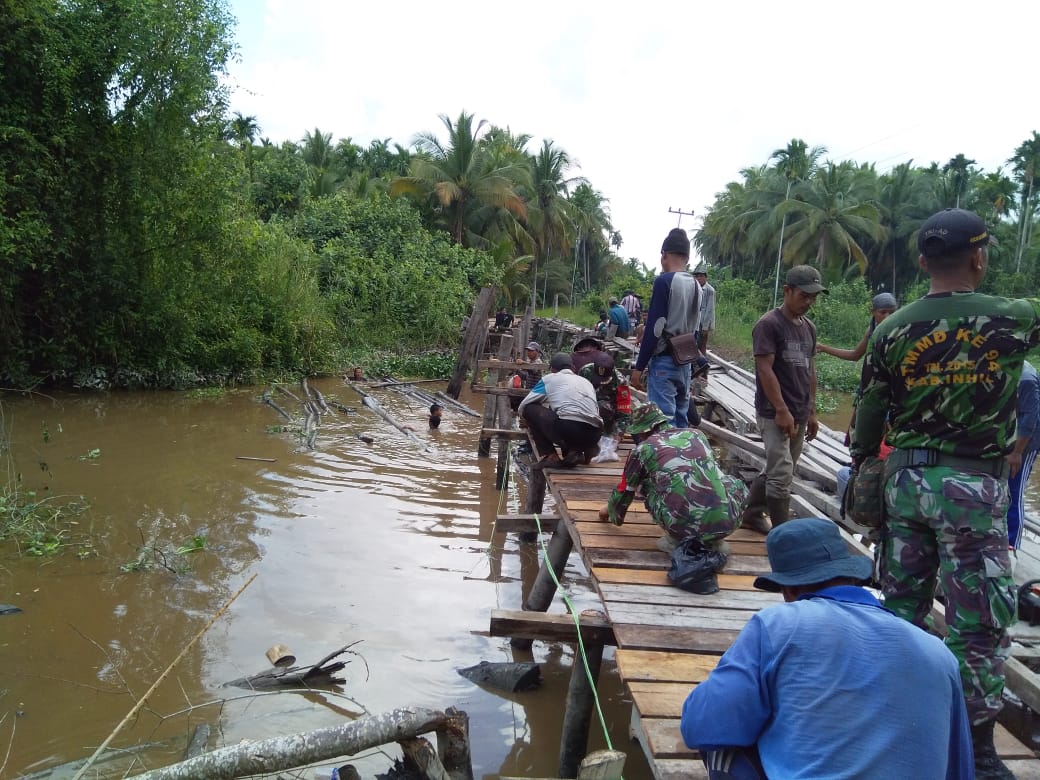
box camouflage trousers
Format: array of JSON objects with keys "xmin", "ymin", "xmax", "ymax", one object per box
[{"xmin": 882, "ymin": 465, "xmax": 1016, "ymax": 724}]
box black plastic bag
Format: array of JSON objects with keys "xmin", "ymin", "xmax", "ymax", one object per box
[{"xmin": 667, "ymin": 536, "xmax": 727, "ymax": 594}]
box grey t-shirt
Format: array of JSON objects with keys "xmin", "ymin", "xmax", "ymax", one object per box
[{"xmin": 752, "ymin": 307, "xmax": 816, "ymax": 422}]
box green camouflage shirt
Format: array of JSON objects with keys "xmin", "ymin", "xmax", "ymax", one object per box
[
  {"xmin": 853, "ymin": 292, "xmax": 1040, "ymax": 459},
  {"xmin": 606, "ymin": 428, "xmax": 747, "ymax": 539}
]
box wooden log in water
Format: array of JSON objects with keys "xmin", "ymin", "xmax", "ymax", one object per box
[
  {"xmin": 128, "ymin": 707, "xmax": 453, "ymax": 780},
  {"xmin": 434, "ymin": 391, "xmax": 482, "ymax": 418},
  {"xmin": 262, "ymin": 393, "xmax": 293, "ymax": 422},
  {"xmin": 222, "ymin": 643, "xmax": 355, "ymax": 689},
  {"xmin": 457, "ymin": 661, "xmax": 541, "ymax": 692},
  {"xmin": 349, "ymin": 384, "xmax": 431, "ymax": 452},
  {"xmin": 183, "ymin": 724, "xmax": 210, "ymax": 760},
  {"xmin": 400, "ymin": 736, "xmax": 452, "ymax": 780}
]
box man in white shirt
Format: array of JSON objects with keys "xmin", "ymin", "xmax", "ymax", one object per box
[{"xmin": 518, "ymin": 352, "xmax": 604, "ymax": 468}]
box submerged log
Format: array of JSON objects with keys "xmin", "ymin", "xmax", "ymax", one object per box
[
  {"xmin": 222, "ymin": 644, "xmax": 356, "ymax": 690},
  {"xmin": 457, "ymin": 661, "xmax": 541, "ymax": 693},
  {"xmin": 183, "ymin": 723, "xmax": 211, "ymax": 760}
]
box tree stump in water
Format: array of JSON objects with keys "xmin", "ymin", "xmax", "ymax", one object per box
[{"xmin": 457, "ymin": 661, "xmax": 541, "ymax": 693}]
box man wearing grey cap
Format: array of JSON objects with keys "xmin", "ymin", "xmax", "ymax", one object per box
[
  {"xmin": 854, "ymin": 207, "xmax": 1040, "ymax": 779},
  {"xmin": 742, "ymin": 265, "xmax": 826, "ymax": 534},
  {"xmin": 680, "ymin": 518, "xmax": 972, "ymax": 779},
  {"xmin": 817, "ymin": 291, "xmax": 899, "ymax": 445}
]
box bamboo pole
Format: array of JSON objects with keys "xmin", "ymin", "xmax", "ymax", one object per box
[{"xmin": 72, "ymin": 574, "xmax": 258, "ymax": 780}]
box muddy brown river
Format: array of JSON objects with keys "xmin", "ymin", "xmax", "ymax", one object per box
[
  {"xmin": 3, "ymin": 382, "xmax": 1036, "ymax": 778},
  {"xmin": 0, "ymin": 379, "xmax": 646, "ymax": 779}
]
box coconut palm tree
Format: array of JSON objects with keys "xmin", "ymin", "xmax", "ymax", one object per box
[
  {"xmin": 943, "ymin": 153, "xmax": 976, "ymax": 208},
  {"xmin": 391, "ymin": 111, "xmax": 527, "ymax": 248},
  {"xmin": 300, "ymin": 128, "xmax": 343, "ymax": 198},
  {"xmin": 777, "ymin": 162, "xmax": 882, "ymax": 278},
  {"xmin": 525, "ymin": 140, "xmax": 584, "ymax": 306},
  {"xmin": 229, "ymin": 112, "xmax": 260, "ymax": 175},
  {"xmin": 1009, "ymin": 132, "xmax": 1040, "ymax": 272},
  {"xmin": 768, "ymin": 139, "xmax": 827, "ymax": 304}
]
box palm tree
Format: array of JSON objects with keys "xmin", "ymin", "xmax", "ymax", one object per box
[
  {"xmin": 942, "ymin": 154, "xmax": 976, "ymax": 208},
  {"xmin": 300, "ymin": 128, "xmax": 343, "ymax": 198},
  {"xmin": 569, "ymin": 182, "xmax": 613, "ymax": 294},
  {"xmin": 526, "ymin": 140, "xmax": 584, "ymax": 307},
  {"xmin": 229, "ymin": 112, "xmax": 260, "ymax": 174},
  {"xmin": 391, "ymin": 111, "xmax": 527, "ymax": 247},
  {"xmin": 777, "ymin": 162, "xmax": 882, "ymax": 278},
  {"xmin": 874, "ymin": 162, "xmax": 930, "ymax": 294},
  {"xmin": 1009, "ymin": 132, "xmax": 1040, "ymax": 272},
  {"xmin": 769, "ymin": 139, "xmax": 827, "ymax": 304}
]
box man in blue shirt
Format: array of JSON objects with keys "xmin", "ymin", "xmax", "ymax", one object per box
[
  {"xmin": 607, "ymin": 298, "xmax": 630, "ymax": 338},
  {"xmin": 1008, "ymin": 360, "xmax": 1040, "ymax": 549},
  {"xmin": 680, "ymin": 517, "xmax": 972, "ymax": 780}
]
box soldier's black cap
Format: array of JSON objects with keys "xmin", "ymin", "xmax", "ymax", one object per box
[{"xmin": 918, "ymin": 208, "xmax": 994, "ymax": 256}]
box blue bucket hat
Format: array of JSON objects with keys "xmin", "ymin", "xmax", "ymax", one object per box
[{"xmin": 753, "ymin": 518, "xmax": 872, "ymax": 592}]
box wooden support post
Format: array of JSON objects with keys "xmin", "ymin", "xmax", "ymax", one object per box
[
  {"xmin": 511, "ymin": 524, "xmax": 573, "ymax": 649},
  {"xmin": 448, "ymin": 286, "xmax": 495, "ymax": 399},
  {"xmin": 558, "ymin": 642, "xmax": 605, "ymax": 779},
  {"xmin": 496, "ymin": 395, "xmax": 511, "ymax": 489},
  {"xmin": 437, "ymin": 706, "xmax": 474, "ymax": 780},
  {"xmin": 479, "ymin": 333, "xmax": 514, "ymax": 457},
  {"xmin": 519, "ymin": 466, "xmax": 548, "ymax": 543}
]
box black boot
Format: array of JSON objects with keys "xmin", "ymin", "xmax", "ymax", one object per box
[
  {"xmin": 766, "ymin": 496, "xmax": 790, "ymax": 528},
  {"xmin": 740, "ymin": 475, "xmax": 770, "ymax": 534},
  {"xmin": 971, "ymin": 719, "xmax": 1015, "ymax": 780}
]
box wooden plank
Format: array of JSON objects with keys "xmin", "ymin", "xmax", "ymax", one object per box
[
  {"xmin": 606, "ymin": 603, "xmax": 758, "ymax": 631},
  {"xmin": 495, "ymin": 514, "xmax": 560, "ymax": 533},
  {"xmin": 588, "ymin": 549, "xmax": 770, "ymax": 576},
  {"xmin": 995, "ymin": 723, "xmax": 1038, "ymax": 759},
  {"xmin": 653, "ymin": 758, "xmax": 709, "ymax": 780},
  {"xmin": 613, "ymin": 624, "xmax": 738, "ymax": 654},
  {"xmin": 615, "ymin": 650, "xmax": 719, "ymax": 684},
  {"xmin": 592, "ymin": 567, "xmax": 760, "ymax": 592},
  {"xmin": 480, "ymin": 428, "xmax": 528, "ymax": 440},
  {"xmin": 567, "ymin": 498, "xmax": 648, "ymax": 513},
  {"xmin": 489, "ymin": 609, "xmax": 616, "ymax": 645},
  {"xmin": 600, "ymin": 583, "xmax": 780, "ymax": 611},
  {"xmin": 575, "ymin": 533, "xmax": 764, "ymax": 557},
  {"xmin": 639, "ymin": 717, "xmax": 696, "ymax": 758},
  {"xmin": 628, "ymin": 681, "xmax": 692, "ymax": 718}
]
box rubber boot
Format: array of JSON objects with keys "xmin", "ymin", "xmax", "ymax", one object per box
[
  {"xmin": 740, "ymin": 475, "xmax": 770, "ymax": 534},
  {"xmin": 766, "ymin": 495, "xmax": 790, "ymax": 528},
  {"xmin": 971, "ymin": 720, "xmax": 1015, "ymax": 779}
]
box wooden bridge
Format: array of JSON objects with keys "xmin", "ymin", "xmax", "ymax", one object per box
[{"xmin": 470, "ymin": 323, "xmax": 1040, "ymax": 779}]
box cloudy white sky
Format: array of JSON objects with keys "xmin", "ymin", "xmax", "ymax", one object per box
[{"xmin": 226, "ymin": 0, "xmax": 1036, "ymax": 269}]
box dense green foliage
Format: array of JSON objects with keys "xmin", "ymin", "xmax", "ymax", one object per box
[
  {"xmin": 1, "ymin": 2, "xmax": 623, "ymax": 389},
  {"xmin": 696, "ymin": 138, "xmax": 1040, "ymax": 300},
  {"xmin": 3, "ymin": 3, "xmax": 1038, "ymax": 392}
]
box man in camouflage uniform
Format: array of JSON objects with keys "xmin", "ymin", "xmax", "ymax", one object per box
[
  {"xmin": 853, "ymin": 208, "xmax": 1040, "ymax": 780},
  {"xmin": 571, "ymin": 337, "xmax": 631, "ymax": 436},
  {"xmin": 598, "ymin": 403, "xmax": 748, "ymax": 552}
]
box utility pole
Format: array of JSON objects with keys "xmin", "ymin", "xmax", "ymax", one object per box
[{"xmin": 668, "ymin": 207, "xmax": 695, "ymax": 227}]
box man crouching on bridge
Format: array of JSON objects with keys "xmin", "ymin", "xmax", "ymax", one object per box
[
  {"xmin": 597, "ymin": 403, "xmax": 747, "ymax": 554},
  {"xmin": 681, "ymin": 517, "xmax": 972, "ymax": 780}
]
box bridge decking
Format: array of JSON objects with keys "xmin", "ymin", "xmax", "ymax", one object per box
[{"xmin": 513, "ymin": 353, "xmax": 1040, "ymax": 777}]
